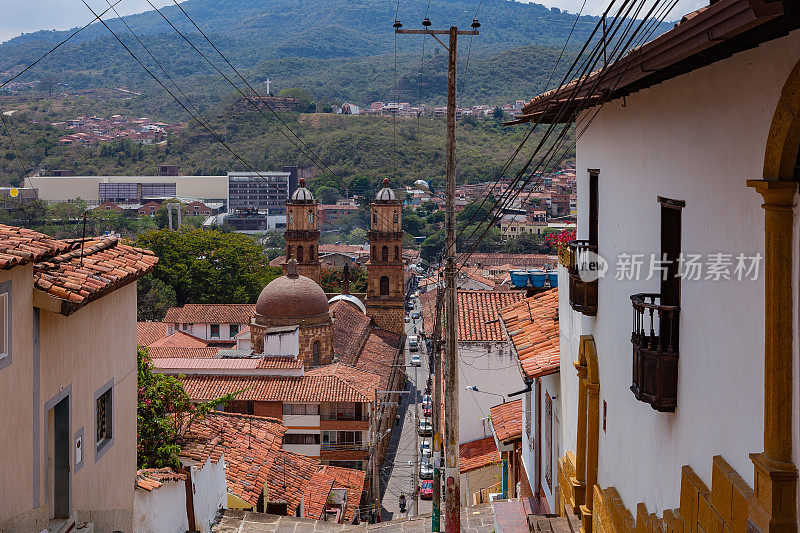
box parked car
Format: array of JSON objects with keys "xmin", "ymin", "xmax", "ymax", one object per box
[
  {"xmin": 418, "ymin": 419, "xmax": 432, "ymax": 436},
  {"xmin": 419, "ymin": 459, "xmax": 434, "ymax": 480},
  {"xmin": 420, "ymin": 441, "xmax": 431, "ymax": 457},
  {"xmin": 405, "ymin": 316, "xmax": 411, "ymax": 323},
  {"xmin": 412, "ymin": 311, "xmax": 420, "ymax": 320},
  {"xmin": 422, "ymin": 394, "xmax": 432, "ymax": 409},
  {"xmin": 410, "ymin": 354, "xmax": 421, "ymax": 367},
  {"xmin": 408, "ymin": 336, "xmax": 419, "ymax": 352},
  {"xmin": 420, "ymin": 480, "xmax": 434, "ymax": 499},
  {"xmin": 423, "ymin": 404, "xmax": 432, "ymax": 417}
]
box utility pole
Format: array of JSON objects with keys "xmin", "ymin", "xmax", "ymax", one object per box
[
  {"xmin": 431, "ymin": 275, "xmax": 444, "ymax": 531},
  {"xmin": 396, "ymin": 21, "xmax": 478, "ymax": 532},
  {"xmin": 413, "ymin": 363, "xmax": 419, "ymax": 516}
]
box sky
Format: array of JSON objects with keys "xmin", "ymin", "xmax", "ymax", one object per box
[{"xmin": 0, "ymin": 0, "xmax": 708, "ymax": 44}]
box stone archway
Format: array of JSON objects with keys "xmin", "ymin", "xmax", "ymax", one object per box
[{"xmin": 746, "ymin": 55, "xmax": 800, "ymax": 533}]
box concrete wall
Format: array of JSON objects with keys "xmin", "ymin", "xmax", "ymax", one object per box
[
  {"xmin": 0, "ymin": 264, "xmax": 48, "ymax": 531},
  {"xmin": 458, "ymin": 342, "xmax": 526, "ymax": 443},
  {"xmin": 39, "ymin": 283, "xmax": 138, "ymax": 530},
  {"xmin": 191, "ymin": 457, "xmax": 227, "ymax": 533},
  {"xmin": 539, "ymin": 373, "xmax": 560, "ymax": 513},
  {"xmin": 562, "ymin": 28, "xmax": 800, "ymax": 515},
  {"xmin": 29, "ymin": 175, "xmax": 228, "ymax": 203},
  {"xmin": 460, "ymin": 463, "xmax": 503, "ymax": 506},
  {"xmin": 134, "ymin": 479, "xmax": 189, "ymax": 533}
]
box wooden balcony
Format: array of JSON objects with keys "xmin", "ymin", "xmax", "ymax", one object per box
[
  {"xmin": 568, "ymin": 240, "xmax": 598, "ymax": 316},
  {"xmin": 630, "ymin": 293, "xmax": 680, "ymax": 412}
]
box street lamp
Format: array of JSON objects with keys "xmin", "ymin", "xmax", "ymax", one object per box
[{"xmin": 465, "ymin": 385, "xmax": 506, "ymax": 403}]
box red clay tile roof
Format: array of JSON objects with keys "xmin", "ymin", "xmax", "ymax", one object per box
[
  {"xmin": 306, "ymin": 362, "xmax": 381, "ymax": 398},
  {"xmin": 420, "ymin": 290, "xmax": 525, "ymax": 342},
  {"xmin": 136, "ymin": 467, "xmax": 187, "ymax": 491},
  {"xmin": 0, "ymin": 223, "xmax": 69, "ymax": 270},
  {"xmin": 178, "ymin": 373, "xmax": 373, "ymax": 403},
  {"xmin": 460, "ymin": 253, "xmax": 556, "ymax": 269},
  {"xmin": 179, "ymin": 412, "xmax": 286, "ymax": 507},
  {"xmin": 267, "ymin": 452, "xmax": 366, "ymax": 523},
  {"xmin": 330, "ymin": 300, "xmax": 372, "ymax": 360},
  {"xmin": 163, "ymin": 303, "xmax": 255, "ymax": 325},
  {"xmin": 149, "ymin": 330, "xmax": 210, "ymax": 348},
  {"xmin": 33, "ymin": 236, "xmax": 157, "ymax": 314},
  {"xmin": 306, "ymin": 465, "xmax": 367, "ymax": 522},
  {"xmin": 353, "ymin": 328, "xmax": 404, "ymax": 391},
  {"xmin": 489, "ymin": 399, "xmax": 523, "ymax": 444},
  {"xmin": 137, "ymin": 321, "xmax": 168, "ymax": 346},
  {"xmin": 146, "ymin": 346, "xmax": 220, "ymax": 359},
  {"xmin": 460, "ymin": 436, "xmax": 501, "ymax": 474},
  {"xmin": 152, "ymin": 355, "xmax": 303, "ymax": 371},
  {"xmin": 498, "ymin": 289, "xmax": 559, "ymax": 380}
]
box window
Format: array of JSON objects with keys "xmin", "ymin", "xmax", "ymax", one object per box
[
  {"xmin": 0, "ymin": 282, "xmax": 9, "ymax": 370},
  {"xmin": 394, "ymin": 246, "xmax": 400, "ymax": 261},
  {"xmin": 312, "ymin": 341, "xmax": 320, "ymax": 366},
  {"xmin": 210, "ymin": 324, "xmax": 220, "ymax": 338},
  {"xmin": 373, "ymin": 211, "xmax": 378, "ymax": 224},
  {"xmin": 95, "ymin": 379, "xmax": 114, "ymax": 460},
  {"xmin": 393, "ymin": 210, "xmax": 398, "ymax": 223},
  {"xmin": 380, "ymin": 276, "xmax": 390, "ymax": 296},
  {"xmin": 282, "ymin": 404, "xmax": 320, "ymax": 416},
  {"xmin": 381, "ymin": 246, "xmax": 389, "ymax": 262},
  {"xmin": 284, "ymin": 433, "xmax": 321, "ymax": 445},
  {"xmin": 588, "ymin": 169, "xmax": 599, "ymax": 246},
  {"xmin": 288, "ymin": 210, "xmax": 293, "ymax": 223},
  {"xmin": 372, "ymin": 246, "xmax": 376, "ymax": 260},
  {"xmin": 297, "ymin": 245, "xmax": 304, "ymax": 263},
  {"xmin": 324, "ymin": 430, "xmax": 363, "ymax": 447},
  {"xmin": 230, "ymin": 324, "xmax": 240, "ymax": 337},
  {"xmin": 309, "ymin": 245, "xmax": 314, "ymax": 261}
]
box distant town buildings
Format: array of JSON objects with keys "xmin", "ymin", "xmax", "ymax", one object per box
[{"xmin": 51, "ymin": 114, "xmax": 185, "ymax": 146}]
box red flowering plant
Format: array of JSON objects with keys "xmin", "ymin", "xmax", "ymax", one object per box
[
  {"xmin": 545, "ymin": 229, "xmax": 576, "ymax": 267},
  {"xmin": 137, "ymin": 347, "xmax": 239, "ymax": 469}
]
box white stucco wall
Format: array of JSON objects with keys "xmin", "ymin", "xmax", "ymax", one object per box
[
  {"xmin": 134, "ymin": 480, "xmax": 188, "ymax": 533},
  {"xmin": 558, "ymin": 265, "xmax": 580, "ymax": 465},
  {"xmin": 566, "ymin": 27, "xmax": 800, "ymax": 515},
  {"xmin": 458, "ymin": 342, "xmax": 526, "ymax": 443},
  {"xmin": 539, "ymin": 373, "xmax": 561, "ymax": 514},
  {"xmin": 191, "ymin": 457, "xmax": 226, "ymax": 533}
]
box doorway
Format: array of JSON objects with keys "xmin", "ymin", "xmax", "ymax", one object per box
[{"xmin": 52, "ymin": 396, "xmax": 70, "ymax": 519}]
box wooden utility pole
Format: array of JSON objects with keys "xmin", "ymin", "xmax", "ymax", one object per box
[
  {"xmin": 431, "ymin": 277, "xmax": 443, "ymax": 531},
  {"xmin": 396, "ymin": 22, "xmax": 478, "ymax": 532}
]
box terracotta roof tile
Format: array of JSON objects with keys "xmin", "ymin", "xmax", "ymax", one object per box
[
  {"xmin": 460, "ymin": 436, "xmax": 501, "ymax": 474},
  {"xmin": 306, "ymin": 362, "xmax": 381, "ymax": 397},
  {"xmin": 152, "ymin": 355, "xmax": 302, "ymax": 371},
  {"xmin": 33, "ymin": 236, "xmax": 157, "ymax": 312},
  {"xmin": 460, "ymin": 253, "xmax": 555, "ymax": 269},
  {"xmin": 330, "ymin": 300, "xmax": 372, "ymax": 360},
  {"xmin": 178, "ymin": 372, "xmax": 373, "ymax": 403},
  {"xmin": 146, "ymin": 346, "xmax": 220, "ymax": 359},
  {"xmin": 420, "ymin": 290, "xmax": 525, "ymax": 342},
  {"xmin": 137, "ymin": 321, "xmax": 168, "ymax": 346},
  {"xmin": 149, "ymin": 330, "xmax": 210, "ymax": 348},
  {"xmin": 498, "ymin": 288, "xmax": 559, "ymax": 380},
  {"xmin": 179, "ymin": 412, "xmax": 286, "ymax": 507},
  {"xmin": 136, "ymin": 467, "xmax": 187, "ymax": 491},
  {"xmin": 164, "ymin": 303, "xmax": 255, "ymax": 325},
  {"xmin": 267, "ymin": 451, "xmax": 366, "ymax": 522},
  {"xmin": 0, "ymin": 223, "xmax": 69, "ymax": 270},
  {"xmin": 489, "ymin": 399, "xmax": 523, "ymax": 444}
]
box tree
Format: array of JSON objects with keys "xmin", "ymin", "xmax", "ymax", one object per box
[
  {"xmin": 316, "ymin": 185, "xmax": 340, "ymax": 205},
  {"xmin": 135, "ymin": 228, "xmax": 282, "ymax": 305},
  {"xmin": 137, "ymin": 274, "xmax": 177, "ymax": 321},
  {"xmin": 492, "ymin": 107, "xmax": 504, "ymax": 120},
  {"xmin": 505, "ymin": 232, "xmax": 542, "ymax": 254},
  {"xmin": 38, "ymin": 75, "xmax": 58, "ymax": 97},
  {"xmin": 420, "ymin": 231, "xmax": 445, "ymax": 263},
  {"xmin": 137, "ymin": 347, "xmax": 238, "ymax": 469}
]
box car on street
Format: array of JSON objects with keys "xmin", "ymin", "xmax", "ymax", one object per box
[
  {"xmin": 420, "ymin": 480, "xmax": 433, "ymax": 499},
  {"xmin": 411, "ymin": 311, "xmax": 420, "ymax": 320},
  {"xmin": 423, "ymin": 404, "xmax": 432, "ymax": 417},
  {"xmin": 422, "ymin": 394, "xmax": 432, "ymax": 409},
  {"xmin": 410, "ymin": 354, "xmax": 421, "ymax": 366},
  {"xmin": 419, "ymin": 459, "xmax": 434, "ymax": 480},
  {"xmin": 405, "ymin": 316, "xmax": 411, "ymax": 323},
  {"xmin": 418, "ymin": 419, "xmax": 432, "ymax": 436},
  {"xmin": 420, "ymin": 441, "xmax": 431, "ymax": 457},
  {"xmin": 408, "ymin": 335, "xmax": 419, "ymax": 352}
]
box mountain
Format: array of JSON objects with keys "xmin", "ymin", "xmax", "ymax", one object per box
[{"xmin": 0, "ymin": 0, "xmax": 672, "ymax": 110}]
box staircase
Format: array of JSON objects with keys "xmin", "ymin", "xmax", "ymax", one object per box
[{"xmin": 527, "ymin": 507, "xmax": 580, "ymax": 533}]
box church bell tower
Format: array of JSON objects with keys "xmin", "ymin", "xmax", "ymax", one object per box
[
  {"xmin": 284, "ymin": 178, "xmax": 321, "ymax": 283},
  {"xmin": 366, "ymin": 178, "xmax": 405, "ymax": 334}
]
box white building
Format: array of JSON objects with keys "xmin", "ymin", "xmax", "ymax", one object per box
[{"xmin": 520, "ymin": 2, "xmax": 800, "ymax": 531}]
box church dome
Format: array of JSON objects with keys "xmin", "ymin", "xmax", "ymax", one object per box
[
  {"xmin": 255, "ymin": 261, "xmax": 329, "ymax": 322},
  {"xmin": 291, "ymin": 178, "xmax": 315, "ymax": 203},
  {"xmin": 375, "ymin": 178, "xmax": 397, "ymax": 203}
]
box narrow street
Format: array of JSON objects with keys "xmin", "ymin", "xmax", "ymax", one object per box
[{"xmin": 379, "ymin": 297, "xmax": 434, "ymax": 521}]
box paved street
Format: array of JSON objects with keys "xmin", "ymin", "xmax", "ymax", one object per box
[{"xmin": 379, "ymin": 297, "xmax": 434, "ymax": 521}]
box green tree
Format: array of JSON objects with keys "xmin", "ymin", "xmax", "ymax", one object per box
[
  {"xmin": 135, "ymin": 228, "xmax": 282, "ymax": 305},
  {"xmin": 492, "ymin": 106, "xmax": 504, "ymax": 120},
  {"xmin": 137, "ymin": 347, "xmax": 238, "ymax": 469},
  {"xmin": 137, "ymin": 274, "xmax": 177, "ymax": 321},
  {"xmin": 316, "ymin": 185, "xmax": 340, "ymax": 205},
  {"xmin": 420, "ymin": 231, "xmax": 445, "ymax": 263}
]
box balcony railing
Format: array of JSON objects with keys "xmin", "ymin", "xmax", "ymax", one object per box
[
  {"xmin": 320, "ymin": 443, "xmax": 369, "ymax": 451},
  {"xmin": 630, "ymin": 293, "xmax": 680, "ymax": 412},
  {"xmin": 320, "ymin": 413, "xmax": 371, "ymax": 422},
  {"xmin": 568, "ymin": 240, "xmax": 598, "ymax": 316}
]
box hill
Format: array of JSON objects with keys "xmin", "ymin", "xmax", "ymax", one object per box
[{"xmin": 0, "ymin": 0, "xmax": 671, "ymax": 110}]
